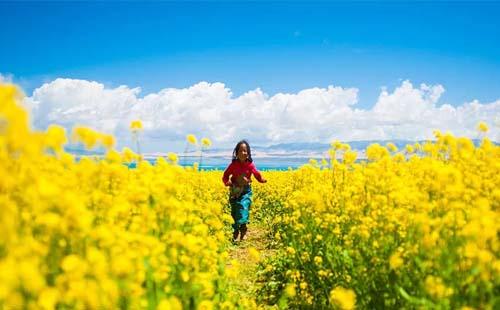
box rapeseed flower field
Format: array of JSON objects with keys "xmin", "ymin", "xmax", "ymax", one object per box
[
  {"xmin": 256, "ymin": 133, "xmax": 499, "ymax": 308},
  {"xmin": 1, "ymin": 83, "xmax": 498, "ymax": 309}
]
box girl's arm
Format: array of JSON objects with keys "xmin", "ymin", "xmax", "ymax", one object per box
[
  {"xmin": 250, "ymin": 163, "xmax": 267, "ymax": 183},
  {"xmin": 222, "ymin": 162, "xmax": 234, "ymax": 186}
]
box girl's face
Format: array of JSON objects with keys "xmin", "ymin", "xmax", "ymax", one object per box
[{"xmin": 237, "ymin": 143, "xmax": 248, "ymax": 162}]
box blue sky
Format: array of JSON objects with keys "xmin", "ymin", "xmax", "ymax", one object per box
[
  {"xmin": 1, "ymin": 1, "xmax": 500, "ymax": 150},
  {"xmin": 2, "ymin": 1, "xmax": 500, "ymax": 108}
]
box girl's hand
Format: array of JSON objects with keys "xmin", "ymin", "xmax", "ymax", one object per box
[{"xmin": 262, "ymin": 179, "xmax": 267, "ymax": 183}]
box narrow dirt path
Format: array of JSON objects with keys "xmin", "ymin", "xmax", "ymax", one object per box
[{"xmin": 225, "ymin": 223, "xmax": 276, "ymax": 303}]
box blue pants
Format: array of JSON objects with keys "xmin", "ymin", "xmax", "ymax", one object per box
[{"xmin": 229, "ymin": 186, "xmax": 252, "ymax": 231}]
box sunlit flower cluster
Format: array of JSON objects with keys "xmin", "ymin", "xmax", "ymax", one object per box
[
  {"xmin": 256, "ymin": 128, "xmax": 499, "ymax": 308},
  {"xmin": 0, "ymin": 84, "xmax": 255, "ymax": 309}
]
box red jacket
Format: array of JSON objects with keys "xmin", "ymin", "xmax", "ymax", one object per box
[{"xmin": 222, "ymin": 160, "xmax": 265, "ymax": 186}]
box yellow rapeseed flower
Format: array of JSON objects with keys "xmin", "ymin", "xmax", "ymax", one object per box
[
  {"xmin": 61, "ymin": 254, "xmax": 81, "ymax": 272},
  {"xmin": 285, "ymin": 284, "xmax": 296, "ymax": 297},
  {"xmin": 386, "ymin": 142, "xmax": 398, "ymax": 152},
  {"xmin": 201, "ymin": 137, "xmax": 212, "ymax": 147},
  {"xmin": 38, "ymin": 288, "xmax": 59, "ymax": 310},
  {"xmin": 45, "ymin": 124, "xmax": 67, "ymax": 152},
  {"xmin": 343, "ymin": 150, "xmax": 357, "ymax": 165},
  {"xmin": 157, "ymin": 297, "xmax": 182, "ymax": 310},
  {"xmin": 331, "ymin": 140, "xmax": 343, "ymax": 150},
  {"xmin": 121, "ymin": 147, "xmax": 137, "ymax": 162},
  {"xmin": 100, "ymin": 134, "xmax": 116, "ymax": 149},
  {"xmin": 130, "ymin": 120, "xmax": 143, "ymax": 131},
  {"xmin": 405, "ymin": 144, "xmax": 414, "ymax": 154},
  {"xmin": 477, "ymin": 121, "xmax": 489, "ymax": 132},
  {"xmin": 187, "ymin": 134, "xmax": 198, "ymax": 145},
  {"xmin": 167, "ymin": 152, "xmax": 179, "ymax": 164},
  {"xmin": 366, "ymin": 143, "xmax": 390, "ymax": 161},
  {"xmin": 181, "ymin": 271, "xmax": 190, "ymax": 282},
  {"xmin": 248, "ymin": 247, "xmax": 261, "ymax": 262},
  {"xmin": 72, "ymin": 126, "xmax": 99, "ymax": 149},
  {"xmin": 425, "ymin": 276, "xmax": 453, "ymax": 299},
  {"xmin": 389, "ymin": 252, "xmax": 404, "ymax": 270},
  {"xmin": 314, "ymin": 256, "xmax": 323, "ymax": 266},
  {"xmin": 330, "ymin": 287, "xmax": 356, "ymax": 309},
  {"xmin": 197, "ymin": 300, "xmax": 214, "ymax": 310}
]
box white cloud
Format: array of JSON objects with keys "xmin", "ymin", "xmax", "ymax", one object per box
[
  {"xmin": 0, "ymin": 73, "xmax": 14, "ymax": 84},
  {"xmin": 22, "ymin": 78, "xmax": 500, "ymax": 152},
  {"xmin": 25, "ymin": 78, "xmax": 140, "ymax": 134}
]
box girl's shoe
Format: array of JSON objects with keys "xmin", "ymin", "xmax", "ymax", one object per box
[
  {"xmin": 232, "ymin": 229, "xmax": 239, "ymax": 242},
  {"xmin": 239, "ymin": 224, "xmax": 247, "ymax": 241}
]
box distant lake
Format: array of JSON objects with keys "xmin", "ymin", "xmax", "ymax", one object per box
[
  {"xmin": 73, "ymin": 152, "xmax": 365, "ymax": 171},
  {"xmin": 130, "ymin": 156, "xmax": 317, "ymax": 170}
]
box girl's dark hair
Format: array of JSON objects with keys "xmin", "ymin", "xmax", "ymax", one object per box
[{"xmin": 232, "ymin": 140, "xmax": 253, "ymax": 163}]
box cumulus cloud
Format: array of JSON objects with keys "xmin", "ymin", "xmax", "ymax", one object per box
[
  {"xmin": 22, "ymin": 78, "xmax": 500, "ymax": 151},
  {"xmin": 25, "ymin": 79, "xmax": 140, "ymax": 134}
]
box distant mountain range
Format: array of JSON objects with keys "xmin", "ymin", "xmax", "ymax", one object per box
[
  {"xmin": 255, "ymin": 140, "xmax": 417, "ymax": 152},
  {"xmin": 65, "ymin": 139, "xmax": 493, "ymax": 160},
  {"xmin": 205, "ymin": 140, "xmax": 421, "ymax": 159}
]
